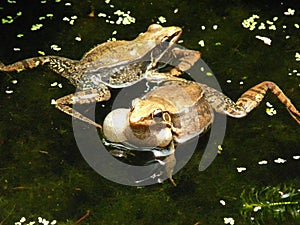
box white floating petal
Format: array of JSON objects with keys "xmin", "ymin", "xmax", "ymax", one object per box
[
  {"xmin": 258, "ymin": 160, "xmax": 268, "ymax": 165},
  {"xmin": 237, "ymin": 167, "xmax": 246, "ymax": 173},
  {"xmin": 274, "ymin": 158, "xmax": 287, "ymax": 163},
  {"xmin": 255, "ymin": 35, "xmax": 272, "ymax": 45}
]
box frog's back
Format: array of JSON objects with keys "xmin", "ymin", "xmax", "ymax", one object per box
[
  {"xmin": 145, "ymin": 80, "xmax": 213, "ymax": 143},
  {"xmin": 146, "ymin": 81, "xmax": 204, "ymax": 114},
  {"xmin": 80, "ymin": 40, "xmax": 128, "ymax": 63},
  {"xmin": 80, "ymin": 38, "xmax": 159, "ymax": 71}
]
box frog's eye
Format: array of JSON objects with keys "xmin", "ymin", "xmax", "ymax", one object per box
[
  {"xmin": 148, "ymin": 24, "xmax": 162, "ymax": 32},
  {"xmin": 152, "ymin": 109, "xmax": 162, "ymax": 118}
]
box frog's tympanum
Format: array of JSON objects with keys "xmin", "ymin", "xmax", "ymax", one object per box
[
  {"xmin": 0, "ymin": 24, "xmax": 200, "ymax": 128},
  {"xmin": 103, "ymin": 79, "xmax": 300, "ymax": 185}
]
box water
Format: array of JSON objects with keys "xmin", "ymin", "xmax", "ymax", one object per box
[{"xmin": 0, "ymin": 0, "xmax": 299, "ymax": 224}]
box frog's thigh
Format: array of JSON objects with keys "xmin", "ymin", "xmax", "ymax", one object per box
[
  {"xmin": 169, "ymin": 48, "xmax": 201, "ymax": 76},
  {"xmin": 56, "ymin": 87, "xmax": 111, "ymax": 104},
  {"xmin": 55, "ymin": 88, "xmax": 111, "ymax": 128},
  {"xmin": 201, "ymin": 85, "xmax": 247, "ymax": 118}
]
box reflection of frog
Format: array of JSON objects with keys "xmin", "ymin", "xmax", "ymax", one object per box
[
  {"xmin": 104, "ymin": 79, "xmax": 300, "ymax": 185},
  {"xmin": 0, "ymin": 24, "xmax": 200, "ymax": 128}
]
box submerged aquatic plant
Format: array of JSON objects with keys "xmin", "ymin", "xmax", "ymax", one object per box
[{"xmin": 240, "ymin": 185, "xmax": 300, "ymax": 224}]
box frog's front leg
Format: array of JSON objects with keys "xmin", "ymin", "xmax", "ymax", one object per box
[
  {"xmin": 168, "ymin": 48, "xmax": 201, "ymax": 76},
  {"xmin": 55, "ymin": 86, "xmax": 111, "ymax": 129},
  {"xmin": 147, "ymin": 48, "xmax": 200, "ymax": 77},
  {"xmin": 161, "ymin": 151, "xmax": 176, "ymax": 186},
  {"xmin": 201, "ymin": 81, "xmax": 300, "ymax": 125}
]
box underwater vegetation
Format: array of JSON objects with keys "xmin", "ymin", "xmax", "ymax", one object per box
[{"xmin": 240, "ymin": 184, "xmax": 300, "ymax": 224}]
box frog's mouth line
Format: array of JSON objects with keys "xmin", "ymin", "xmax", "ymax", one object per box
[
  {"xmin": 168, "ymin": 31, "xmax": 182, "ymax": 43},
  {"xmin": 166, "ymin": 30, "xmax": 182, "ymax": 44}
]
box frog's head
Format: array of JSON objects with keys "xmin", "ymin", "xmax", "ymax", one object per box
[
  {"xmin": 136, "ymin": 24, "xmax": 182, "ymax": 46},
  {"xmin": 129, "ymin": 97, "xmax": 174, "ymax": 127}
]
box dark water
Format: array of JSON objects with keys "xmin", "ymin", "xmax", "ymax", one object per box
[{"xmin": 0, "ymin": 0, "xmax": 299, "ymax": 224}]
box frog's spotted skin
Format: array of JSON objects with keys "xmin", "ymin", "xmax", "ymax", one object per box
[{"xmin": 0, "ymin": 24, "xmax": 200, "ymax": 128}]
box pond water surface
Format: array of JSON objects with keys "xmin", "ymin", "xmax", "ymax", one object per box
[{"xmin": 0, "ymin": 0, "xmax": 299, "ymax": 224}]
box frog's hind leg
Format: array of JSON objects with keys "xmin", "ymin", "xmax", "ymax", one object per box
[
  {"xmin": 239, "ymin": 81, "xmax": 300, "ymax": 125},
  {"xmin": 54, "ymin": 86, "xmax": 111, "ymax": 129},
  {"xmin": 0, "ymin": 57, "xmax": 49, "ymax": 72},
  {"xmin": 202, "ymin": 81, "xmax": 300, "ymax": 125},
  {"xmin": 0, "ymin": 56, "xmax": 80, "ymax": 84}
]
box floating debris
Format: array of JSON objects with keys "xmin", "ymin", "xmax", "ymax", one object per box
[
  {"xmin": 46, "ymin": 13, "xmax": 54, "ymax": 18},
  {"xmin": 50, "ymin": 44, "xmax": 61, "ymax": 51},
  {"xmin": 1, "ymin": 11, "xmax": 22, "ymax": 24},
  {"xmin": 253, "ymin": 206, "xmax": 262, "ymax": 212},
  {"xmin": 5, "ymin": 90, "xmax": 13, "ymax": 94},
  {"xmin": 50, "ymin": 82, "xmax": 58, "ymax": 87},
  {"xmin": 258, "ymin": 160, "xmax": 268, "ymax": 165},
  {"xmin": 63, "ymin": 15, "xmax": 77, "ymax": 25},
  {"xmin": 38, "ymin": 51, "xmax": 45, "ymax": 55},
  {"xmin": 242, "ymin": 14, "xmax": 259, "ymax": 30},
  {"xmin": 268, "ymin": 24, "xmax": 276, "ymax": 30},
  {"xmin": 224, "ymin": 217, "xmax": 235, "ymax": 225},
  {"xmin": 266, "ymin": 107, "xmax": 277, "ymax": 116},
  {"xmin": 295, "ymin": 52, "xmax": 300, "ymax": 61},
  {"xmin": 237, "ymin": 167, "xmax": 247, "ymax": 173},
  {"xmin": 198, "ymin": 40, "xmax": 205, "ymax": 47},
  {"xmin": 255, "ymin": 35, "xmax": 272, "ymax": 45},
  {"xmin": 266, "ymin": 102, "xmax": 273, "ymax": 107},
  {"xmin": 98, "ymin": 12, "xmax": 107, "ymax": 17},
  {"xmin": 75, "ymin": 36, "xmax": 82, "ymax": 42},
  {"xmin": 31, "ymin": 23, "xmax": 43, "ymax": 31},
  {"xmin": 274, "ymin": 158, "xmax": 287, "ymax": 164},
  {"xmin": 220, "ymin": 199, "xmax": 226, "ymax": 206},
  {"xmin": 99, "ymin": 9, "xmax": 136, "ymax": 25},
  {"xmin": 158, "ymin": 16, "xmax": 167, "ymax": 24},
  {"xmin": 258, "ymin": 22, "xmax": 266, "ymax": 30},
  {"xmin": 116, "ymin": 11, "xmax": 135, "ymax": 25},
  {"xmin": 284, "ymin": 8, "xmax": 295, "ymax": 16}
]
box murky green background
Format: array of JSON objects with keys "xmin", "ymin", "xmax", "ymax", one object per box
[{"xmin": 0, "ymin": 0, "xmax": 299, "ymax": 224}]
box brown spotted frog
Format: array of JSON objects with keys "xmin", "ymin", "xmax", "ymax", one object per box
[
  {"xmin": 103, "ymin": 78, "xmax": 300, "ymax": 185},
  {"xmin": 0, "ymin": 24, "xmax": 200, "ymax": 128}
]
